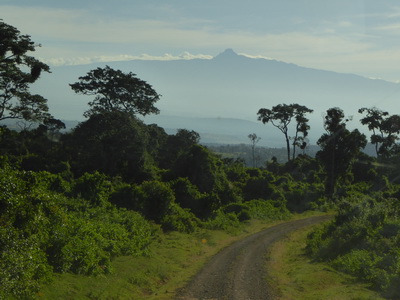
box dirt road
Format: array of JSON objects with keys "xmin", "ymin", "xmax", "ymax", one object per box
[{"xmin": 177, "ymin": 215, "xmax": 332, "ymax": 300}]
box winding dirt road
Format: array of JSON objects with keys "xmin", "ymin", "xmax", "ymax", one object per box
[{"xmin": 177, "ymin": 215, "xmax": 332, "ymax": 300}]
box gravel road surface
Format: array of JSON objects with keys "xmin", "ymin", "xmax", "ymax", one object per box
[{"xmin": 177, "ymin": 215, "xmax": 332, "ymax": 300}]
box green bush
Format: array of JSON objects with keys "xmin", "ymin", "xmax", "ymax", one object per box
[
  {"xmin": 71, "ymin": 172, "xmax": 112, "ymax": 206},
  {"xmin": 306, "ymin": 196, "xmax": 400, "ymax": 296},
  {"xmin": 139, "ymin": 180, "xmax": 175, "ymax": 222},
  {"xmin": 161, "ymin": 202, "xmax": 200, "ymax": 233},
  {"xmin": 0, "ymin": 164, "xmax": 157, "ymax": 298},
  {"xmin": 109, "ymin": 183, "xmax": 144, "ymax": 211},
  {"xmin": 0, "ymin": 227, "xmax": 53, "ymax": 299},
  {"xmin": 244, "ymin": 199, "xmax": 290, "ymax": 221},
  {"xmin": 203, "ymin": 210, "xmax": 241, "ymax": 232},
  {"xmin": 171, "ymin": 177, "xmax": 208, "ymax": 218}
]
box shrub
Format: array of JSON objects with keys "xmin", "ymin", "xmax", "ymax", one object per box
[
  {"xmin": 171, "ymin": 177, "xmax": 208, "ymax": 218},
  {"xmin": 139, "ymin": 180, "xmax": 175, "ymax": 222},
  {"xmin": 161, "ymin": 202, "xmax": 200, "ymax": 233},
  {"xmin": 203, "ymin": 209, "xmax": 241, "ymax": 233},
  {"xmin": 71, "ymin": 172, "xmax": 112, "ymax": 206},
  {"xmin": 244, "ymin": 199, "xmax": 290, "ymax": 221},
  {"xmin": 0, "ymin": 227, "xmax": 53, "ymax": 299},
  {"xmin": 223, "ymin": 203, "xmax": 251, "ymax": 221}
]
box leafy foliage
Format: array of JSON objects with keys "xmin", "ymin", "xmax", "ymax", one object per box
[
  {"xmin": 307, "ymin": 197, "xmax": 400, "ymax": 298},
  {"xmin": 0, "ymin": 20, "xmax": 52, "ymax": 123},
  {"xmin": 0, "ymin": 164, "xmax": 155, "ymax": 298},
  {"xmin": 257, "ymin": 103, "xmax": 313, "ymax": 161},
  {"xmin": 317, "ymin": 108, "xmax": 367, "ymax": 197},
  {"xmin": 70, "ymin": 65, "xmax": 160, "ymax": 118}
]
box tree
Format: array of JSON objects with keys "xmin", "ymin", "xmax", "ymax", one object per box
[
  {"xmin": 359, "ymin": 107, "xmax": 400, "ymax": 158},
  {"xmin": 70, "ymin": 66, "xmax": 161, "ymax": 118},
  {"xmin": 248, "ymin": 133, "xmax": 260, "ymax": 167},
  {"xmin": 63, "ymin": 111, "xmax": 151, "ymax": 181},
  {"xmin": 257, "ymin": 103, "xmax": 313, "ymax": 161},
  {"xmin": 0, "ymin": 20, "xmax": 51, "ymax": 123},
  {"xmin": 158, "ymin": 129, "xmax": 200, "ymax": 169},
  {"xmin": 316, "ymin": 108, "xmax": 367, "ymax": 197}
]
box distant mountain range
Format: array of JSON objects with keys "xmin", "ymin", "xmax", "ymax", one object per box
[{"xmin": 29, "ymin": 49, "xmax": 400, "ymax": 147}]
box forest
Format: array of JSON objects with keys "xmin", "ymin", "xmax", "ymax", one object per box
[{"xmin": 1, "ymin": 20, "xmax": 400, "ymax": 299}]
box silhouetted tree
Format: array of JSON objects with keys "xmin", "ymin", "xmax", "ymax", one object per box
[
  {"xmin": 63, "ymin": 111, "xmax": 151, "ymax": 181},
  {"xmin": 359, "ymin": 107, "xmax": 400, "ymax": 158},
  {"xmin": 257, "ymin": 103, "xmax": 313, "ymax": 161},
  {"xmin": 248, "ymin": 133, "xmax": 261, "ymax": 167},
  {"xmin": 0, "ymin": 20, "xmax": 51, "ymax": 123},
  {"xmin": 317, "ymin": 108, "xmax": 367, "ymax": 197},
  {"xmin": 70, "ymin": 65, "xmax": 161, "ymax": 118}
]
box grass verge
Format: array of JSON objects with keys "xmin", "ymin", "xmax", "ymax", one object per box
[
  {"xmin": 38, "ymin": 220, "xmax": 276, "ymax": 299},
  {"xmin": 37, "ymin": 211, "xmax": 327, "ymax": 299},
  {"xmin": 266, "ymin": 223, "xmax": 385, "ymax": 300}
]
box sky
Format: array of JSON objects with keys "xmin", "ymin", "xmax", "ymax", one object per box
[{"xmin": 2, "ymin": 0, "xmax": 400, "ymax": 82}]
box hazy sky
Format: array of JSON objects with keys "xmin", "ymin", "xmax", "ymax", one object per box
[{"xmin": 2, "ymin": 0, "xmax": 400, "ymax": 81}]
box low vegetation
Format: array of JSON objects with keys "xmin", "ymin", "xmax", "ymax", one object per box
[{"xmin": 267, "ymin": 224, "xmax": 385, "ymax": 300}]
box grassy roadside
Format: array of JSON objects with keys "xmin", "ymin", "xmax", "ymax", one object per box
[
  {"xmin": 266, "ymin": 223, "xmax": 385, "ymax": 300},
  {"xmin": 37, "ymin": 211, "xmax": 326, "ymax": 299}
]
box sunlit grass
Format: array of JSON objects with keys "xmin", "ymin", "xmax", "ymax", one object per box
[
  {"xmin": 38, "ymin": 219, "xmax": 278, "ymax": 299},
  {"xmin": 266, "ymin": 224, "xmax": 385, "ymax": 300},
  {"xmin": 38, "ymin": 212, "xmax": 335, "ymax": 299}
]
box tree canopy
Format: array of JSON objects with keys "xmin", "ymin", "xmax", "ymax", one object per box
[
  {"xmin": 317, "ymin": 107, "xmax": 367, "ymax": 197},
  {"xmin": 0, "ymin": 20, "xmax": 51, "ymax": 123},
  {"xmin": 70, "ymin": 66, "xmax": 161, "ymax": 118},
  {"xmin": 359, "ymin": 107, "xmax": 400, "ymax": 158},
  {"xmin": 257, "ymin": 103, "xmax": 313, "ymax": 161}
]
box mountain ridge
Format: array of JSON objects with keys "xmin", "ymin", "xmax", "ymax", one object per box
[{"xmin": 30, "ymin": 48, "xmax": 400, "ymax": 146}]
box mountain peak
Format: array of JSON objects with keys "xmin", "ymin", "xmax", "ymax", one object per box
[{"xmin": 213, "ymin": 48, "xmax": 239, "ymax": 59}]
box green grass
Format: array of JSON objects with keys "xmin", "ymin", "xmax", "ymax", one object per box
[
  {"xmin": 38, "ymin": 211, "xmax": 336, "ymax": 299},
  {"xmin": 266, "ymin": 224, "xmax": 385, "ymax": 300},
  {"xmin": 38, "ymin": 219, "xmax": 284, "ymax": 300}
]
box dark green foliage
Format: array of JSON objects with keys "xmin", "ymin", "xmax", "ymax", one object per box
[
  {"xmin": 242, "ymin": 175, "xmax": 275, "ymax": 201},
  {"xmin": 223, "ymin": 203, "xmax": 252, "ymax": 221},
  {"xmin": 71, "ymin": 172, "xmax": 111, "ymax": 206},
  {"xmin": 161, "ymin": 202, "xmax": 200, "ymax": 233},
  {"xmin": 170, "ymin": 177, "xmax": 208, "ymax": 218},
  {"xmin": 257, "ymin": 103, "xmax": 313, "ymax": 161},
  {"xmin": 173, "ymin": 145, "xmax": 242, "ymax": 214},
  {"xmin": 317, "ymin": 108, "xmax": 367, "ymax": 197},
  {"xmin": 359, "ymin": 107, "xmax": 400, "ymax": 158},
  {"xmin": 0, "ymin": 20, "xmax": 52, "ymax": 124},
  {"xmin": 109, "ymin": 182, "xmax": 144, "ymax": 211},
  {"xmin": 70, "ymin": 65, "xmax": 160, "ymax": 118},
  {"xmin": 139, "ymin": 180, "xmax": 175, "ymax": 222},
  {"xmin": 64, "ymin": 111, "xmax": 153, "ymax": 181}
]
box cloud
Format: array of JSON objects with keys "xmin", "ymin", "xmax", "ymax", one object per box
[
  {"xmin": 40, "ymin": 53, "xmax": 213, "ymax": 66},
  {"xmin": 2, "ymin": 4, "xmax": 399, "ymax": 80}
]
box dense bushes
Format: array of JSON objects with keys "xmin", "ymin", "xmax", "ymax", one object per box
[
  {"xmin": 307, "ymin": 197, "xmax": 400, "ymax": 298},
  {"xmin": 0, "ymin": 165, "xmax": 156, "ymax": 298}
]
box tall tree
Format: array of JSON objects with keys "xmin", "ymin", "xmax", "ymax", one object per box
[
  {"xmin": 359, "ymin": 107, "xmax": 400, "ymax": 158},
  {"xmin": 317, "ymin": 107, "xmax": 367, "ymax": 197},
  {"xmin": 70, "ymin": 66, "xmax": 161, "ymax": 118},
  {"xmin": 248, "ymin": 133, "xmax": 261, "ymax": 167},
  {"xmin": 257, "ymin": 103, "xmax": 313, "ymax": 161},
  {"xmin": 0, "ymin": 20, "xmax": 51, "ymax": 123},
  {"xmin": 63, "ymin": 111, "xmax": 150, "ymax": 181}
]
